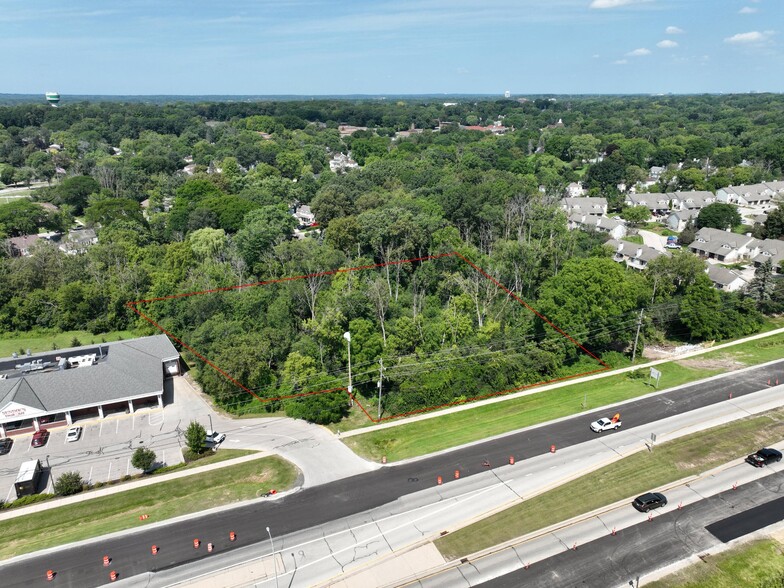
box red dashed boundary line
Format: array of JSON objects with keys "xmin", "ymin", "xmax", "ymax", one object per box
[{"xmin": 127, "ymin": 252, "xmax": 610, "ymax": 422}]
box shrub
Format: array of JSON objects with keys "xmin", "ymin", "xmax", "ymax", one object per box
[
  {"xmin": 5, "ymin": 493, "xmax": 55, "ymax": 509},
  {"xmin": 185, "ymin": 421, "xmax": 207, "ymax": 455},
  {"xmin": 54, "ymin": 471, "xmax": 84, "ymax": 496},
  {"xmin": 131, "ymin": 447, "xmax": 157, "ymax": 473}
]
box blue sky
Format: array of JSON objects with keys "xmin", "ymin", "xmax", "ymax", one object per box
[{"xmin": 1, "ymin": 0, "xmax": 782, "ymax": 95}]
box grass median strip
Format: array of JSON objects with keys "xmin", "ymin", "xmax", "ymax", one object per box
[
  {"xmin": 646, "ymin": 539, "xmax": 784, "ymax": 588},
  {"xmin": 0, "ymin": 454, "xmax": 298, "ymax": 561},
  {"xmin": 343, "ymin": 332, "xmax": 784, "ymax": 462},
  {"xmin": 435, "ymin": 407, "xmax": 784, "ymax": 561}
]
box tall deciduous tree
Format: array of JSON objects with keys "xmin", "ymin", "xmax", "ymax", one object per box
[
  {"xmin": 535, "ymin": 257, "xmax": 650, "ymax": 353},
  {"xmin": 696, "ymin": 203, "xmax": 741, "ymax": 230}
]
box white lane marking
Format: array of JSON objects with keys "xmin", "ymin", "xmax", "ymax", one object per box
[
  {"xmin": 126, "ymin": 459, "xmax": 131, "ymax": 476},
  {"xmin": 87, "ymin": 466, "xmax": 93, "ymax": 484},
  {"xmin": 162, "ymin": 481, "xmax": 507, "ymax": 588},
  {"xmin": 99, "ymin": 420, "xmax": 104, "ymax": 437},
  {"xmin": 116, "ymin": 420, "xmax": 119, "ymax": 434},
  {"xmin": 107, "ymin": 461, "xmax": 112, "ymax": 482},
  {"xmin": 6, "ymin": 485, "xmax": 14, "ymax": 503}
]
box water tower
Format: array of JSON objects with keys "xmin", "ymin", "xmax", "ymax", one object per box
[{"xmin": 45, "ymin": 92, "xmax": 61, "ymax": 107}]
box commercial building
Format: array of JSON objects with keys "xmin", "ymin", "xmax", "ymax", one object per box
[{"xmin": 0, "ymin": 335, "xmax": 180, "ymax": 437}]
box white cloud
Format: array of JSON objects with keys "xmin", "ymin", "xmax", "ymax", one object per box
[
  {"xmin": 739, "ymin": 6, "xmax": 758, "ymax": 14},
  {"xmin": 657, "ymin": 39, "xmax": 678, "ymax": 48},
  {"xmin": 724, "ymin": 30, "xmax": 773, "ymax": 44},
  {"xmin": 590, "ymin": 0, "xmax": 651, "ymax": 9},
  {"xmin": 626, "ymin": 48, "xmax": 651, "ymax": 56},
  {"xmin": 613, "ymin": 59, "xmax": 628, "ymax": 65},
  {"xmin": 665, "ymin": 26, "xmax": 684, "ymax": 34}
]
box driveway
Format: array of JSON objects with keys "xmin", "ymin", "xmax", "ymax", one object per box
[
  {"xmin": 638, "ymin": 229, "xmax": 667, "ymax": 252},
  {"xmin": 171, "ymin": 377, "xmax": 377, "ymax": 486}
]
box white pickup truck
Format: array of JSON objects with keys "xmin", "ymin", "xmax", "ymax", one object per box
[{"xmin": 590, "ymin": 416, "xmax": 622, "ymax": 433}]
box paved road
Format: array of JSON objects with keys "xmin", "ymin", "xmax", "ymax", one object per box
[
  {"xmin": 477, "ymin": 469, "xmax": 784, "ymax": 588},
  {"xmin": 6, "ymin": 360, "xmax": 784, "ymax": 588}
]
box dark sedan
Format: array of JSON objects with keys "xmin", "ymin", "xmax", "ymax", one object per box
[
  {"xmin": 0, "ymin": 437, "xmax": 12, "ymax": 455},
  {"xmin": 746, "ymin": 448, "xmax": 783, "ymax": 468}
]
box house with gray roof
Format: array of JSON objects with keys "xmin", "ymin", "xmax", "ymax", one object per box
[
  {"xmin": 688, "ymin": 228, "xmax": 758, "ymax": 263},
  {"xmin": 624, "ymin": 193, "xmax": 672, "ymax": 217},
  {"xmin": 607, "ymin": 239, "xmax": 670, "ymax": 271},
  {"xmin": 751, "ymin": 238, "xmax": 784, "ymax": 273},
  {"xmin": 705, "ymin": 265, "xmax": 747, "ymax": 292},
  {"xmin": 666, "ymin": 209, "xmax": 699, "ymax": 232},
  {"xmin": 716, "ymin": 184, "xmax": 775, "ymax": 209},
  {"xmin": 567, "ymin": 213, "xmax": 626, "ymax": 239},
  {"xmin": 560, "ymin": 197, "xmax": 608, "ymax": 217},
  {"xmin": 58, "ymin": 228, "xmax": 98, "ymax": 255},
  {"xmin": 668, "ymin": 190, "xmax": 716, "ymax": 211},
  {"xmin": 0, "ymin": 335, "xmax": 179, "ymax": 437}
]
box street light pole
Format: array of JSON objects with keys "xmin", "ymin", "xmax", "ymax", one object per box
[
  {"xmin": 343, "ymin": 331, "xmax": 352, "ymax": 405},
  {"xmin": 266, "ymin": 526, "xmax": 279, "ymax": 588},
  {"xmin": 377, "ymin": 357, "xmax": 384, "ymax": 420}
]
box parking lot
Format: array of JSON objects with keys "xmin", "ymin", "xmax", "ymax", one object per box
[{"xmin": 0, "ymin": 399, "xmax": 187, "ymax": 503}]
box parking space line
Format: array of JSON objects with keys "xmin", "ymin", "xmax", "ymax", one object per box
[
  {"xmin": 99, "ymin": 420, "xmax": 104, "ymax": 437},
  {"xmin": 5, "ymin": 485, "xmax": 13, "ymax": 503},
  {"xmin": 116, "ymin": 420, "xmax": 119, "ymax": 434},
  {"xmin": 132, "ymin": 415, "xmax": 135, "ymax": 431},
  {"xmin": 126, "ymin": 459, "xmax": 130, "ymax": 476},
  {"xmin": 107, "ymin": 461, "xmax": 112, "ymax": 482}
]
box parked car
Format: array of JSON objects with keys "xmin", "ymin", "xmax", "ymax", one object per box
[
  {"xmin": 31, "ymin": 428, "xmax": 49, "ymax": 448},
  {"xmin": 745, "ymin": 448, "xmax": 783, "ymax": 468},
  {"xmin": 632, "ymin": 492, "xmax": 667, "ymax": 512},
  {"xmin": 0, "ymin": 437, "xmax": 13, "ymax": 455},
  {"xmin": 206, "ymin": 430, "xmax": 226, "ymax": 445},
  {"xmin": 65, "ymin": 426, "xmax": 82, "ymax": 443}
]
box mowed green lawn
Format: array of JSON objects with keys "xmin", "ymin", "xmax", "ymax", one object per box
[
  {"xmin": 0, "ymin": 329, "xmax": 141, "ymax": 357},
  {"xmin": 343, "ymin": 332, "xmax": 784, "ymax": 462},
  {"xmin": 0, "ymin": 454, "xmax": 298, "ymax": 560},
  {"xmin": 435, "ymin": 408, "xmax": 784, "ymax": 560},
  {"xmin": 646, "ymin": 539, "xmax": 784, "ymax": 588}
]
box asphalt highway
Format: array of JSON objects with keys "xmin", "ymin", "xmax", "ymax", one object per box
[
  {"xmin": 6, "ymin": 359, "xmax": 783, "ymax": 588},
  {"xmin": 477, "ymin": 467, "xmax": 784, "ymax": 588}
]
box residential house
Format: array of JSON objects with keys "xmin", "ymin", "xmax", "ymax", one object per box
[
  {"xmin": 624, "ymin": 193, "xmax": 672, "ymax": 217},
  {"xmin": 751, "ymin": 238, "xmax": 784, "ymax": 273},
  {"xmin": 565, "ymin": 182, "xmax": 585, "ymax": 198},
  {"xmin": 560, "ymin": 197, "xmax": 607, "ymax": 216},
  {"xmin": 338, "ymin": 124, "xmax": 368, "ymax": 137},
  {"xmin": 7, "ymin": 234, "xmax": 42, "ymax": 257},
  {"xmin": 329, "ymin": 152, "xmax": 360, "ymax": 173},
  {"xmin": 705, "ymin": 265, "xmax": 747, "ymax": 292},
  {"xmin": 764, "ymin": 180, "xmax": 784, "ymax": 198},
  {"xmin": 716, "ymin": 184, "xmax": 775, "ymax": 209},
  {"xmin": 688, "ymin": 227, "xmax": 758, "ymax": 262},
  {"xmin": 669, "ymin": 190, "xmax": 716, "ymax": 211},
  {"xmin": 666, "ymin": 209, "xmax": 699, "ymax": 232},
  {"xmin": 607, "ymin": 239, "xmax": 669, "ymax": 271},
  {"xmin": 293, "ymin": 205, "xmax": 316, "ymax": 228},
  {"xmin": 567, "ymin": 214, "xmax": 626, "ymax": 240},
  {"xmin": 59, "ymin": 228, "xmax": 98, "ymax": 255}
]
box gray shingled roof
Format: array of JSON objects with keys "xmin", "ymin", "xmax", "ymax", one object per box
[
  {"xmin": 706, "ymin": 265, "xmax": 746, "ymax": 287},
  {"xmin": 0, "ymin": 335, "xmax": 178, "ymax": 415}
]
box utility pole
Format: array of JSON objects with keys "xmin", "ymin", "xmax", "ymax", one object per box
[
  {"xmin": 631, "ymin": 309, "xmax": 645, "ymax": 363},
  {"xmin": 377, "ymin": 358, "xmax": 384, "ymax": 420}
]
